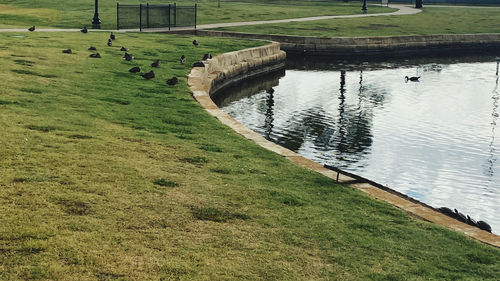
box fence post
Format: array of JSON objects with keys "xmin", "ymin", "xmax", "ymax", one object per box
[
  {"xmin": 174, "ymin": 3, "xmax": 177, "ymax": 27},
  {"xmin": 116, "ymin": 2, "xmax": 120, "ymax": 30},
  {"xmin": 194, "ymin": 3, "xmax": 197, "ymax": 29},
  {"xmin": 146, "ymin": 3, "xmax": 150, "ymax": 29},
  {"xmin": 168, "ymin": 4, "xmax": 171, "ymax": 31},
  {"xmin": 139, "ymin": 4, "xmax": 142, "ymax": 32}
]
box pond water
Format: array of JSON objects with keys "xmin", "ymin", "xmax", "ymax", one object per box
[{"xmin": 215, "ymin": 55, "xmax": 500, "ymax": 234}]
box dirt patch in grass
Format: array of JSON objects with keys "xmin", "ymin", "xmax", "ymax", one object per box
[
  {"xmin": 153, "ymin": 178, "xmax": 179, "ymax": 187},
  {"xmin": 56, "ymin": 199, "xmax": 91, "ymax": 216},
  {"xmin": 11, "ymin": 69, "xmax": 57, "ymax": 78},
  {"xmin": 25, "ymin": 124, "xmax": 58, "ymax": 132},
  {"xmin": 13, "ymin": 59, "xmax": 35, "ymax": 66},
  {"xmin": 191, "ymin": 207, "xmax": 249, "ymax": 222}
]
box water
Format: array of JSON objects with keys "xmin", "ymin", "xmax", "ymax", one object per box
[{"xmin": 215, "ymin": 55, "xmax": 500, "ymax": 234}]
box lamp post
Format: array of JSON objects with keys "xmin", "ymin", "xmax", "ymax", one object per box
[
  {"xmin": 361, "ymin": 0, "xmax": 367, "ymax": 14},
  {"xmin": 92, "ymin": 0, "xmax": 101, "ymax": 29}
]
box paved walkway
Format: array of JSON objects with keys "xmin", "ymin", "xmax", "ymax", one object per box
[{"xmin": 0, "ymin": 4, "xmax": 420, "ymax": 33}]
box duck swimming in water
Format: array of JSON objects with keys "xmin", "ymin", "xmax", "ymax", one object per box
[{"xmin": 405, "ymin": 76, "xmax": 420, "ymax": 82}]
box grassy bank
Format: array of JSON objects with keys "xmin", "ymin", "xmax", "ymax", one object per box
[
  {"xmin": 1, "ymin": 31, "xmax": 500, "ymax": 280},
  {"xmin": 215, "ymin": 6, "xmax": 500, "ymax": 37},
  {"xmin": 0, "ymin": 0, "xmax": 394, "ymax": 29}
]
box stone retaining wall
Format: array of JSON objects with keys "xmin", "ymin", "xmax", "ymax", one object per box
[
  {"xmin": 187, "ymin": 42, "xmax": 500, "ymax": 248},
  {"xmin": 195, "ymin": 31, "xmax": 500, "ymax": 57}
]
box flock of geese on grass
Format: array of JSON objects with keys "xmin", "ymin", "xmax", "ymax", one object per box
[{"xmin": 28, "ymin": 26, "xmax": 212, "ymax": 86}]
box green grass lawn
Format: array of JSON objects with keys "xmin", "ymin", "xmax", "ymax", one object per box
[
  {"xmin": 1, "ymin": 31, "xmax": 500, "ymax": 280},
  {"xmin": 215, "ymin": 6, "xmax": 500, "ymax": 37},
  {"xmin": 0, "ymin": 0, "xmax": 395, "ymax": 29}
]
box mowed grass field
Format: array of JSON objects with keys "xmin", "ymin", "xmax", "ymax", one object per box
[
  {"xmin": 1, "ymin": 31, "xmax": 500, "ymax": 280},
  {"xmin": 216, "ymin": 6, "xmax": 500, "ymax": 37},
  {"xmin": 0, "ymin": 0, "xmax": 395, "ymax": 29}
]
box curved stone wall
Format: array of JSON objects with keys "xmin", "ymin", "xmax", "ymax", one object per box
[{"xmin": 187, "ymin": 42, "xmax": 500, "ymax": 248}]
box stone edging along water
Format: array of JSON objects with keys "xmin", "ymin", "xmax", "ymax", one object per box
[
  {"xmin": 187, "ymin": 42, "xmax": 500, "ymax": 248},
  {"xmin": 193, "ymin": 31, "xmax": 500, "ymax": 57}
]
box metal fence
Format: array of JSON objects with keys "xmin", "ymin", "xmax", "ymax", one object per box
[{"xmin": 117, "ymin": 3, "xmax": 197, "ymax": 31}]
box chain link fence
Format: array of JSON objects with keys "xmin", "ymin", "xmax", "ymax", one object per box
[{"xmin": 117, "ymin": 2, "xmax": 197, "ymax": 31}]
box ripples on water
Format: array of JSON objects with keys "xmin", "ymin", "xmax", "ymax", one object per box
[{"xmin": 215, "ymin": 55, "xmax": 500, "ymax": 234}]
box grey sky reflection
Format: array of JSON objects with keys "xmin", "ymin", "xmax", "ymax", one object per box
[{"xmin": 219, "ymin": 56, "xmax": 500, "ymax": 234}]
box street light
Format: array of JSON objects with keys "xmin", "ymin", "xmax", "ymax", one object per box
[
  {"xmin": 361, "ymin": 0, "xmax": 367, "ymax": 14},
  {"xmin": 92, "ymin": 0, "xmax": 101, "ymax": 29}
]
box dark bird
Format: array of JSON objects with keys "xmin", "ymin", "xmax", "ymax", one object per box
[
  {"xmin": 141, "ymin": 70, "xmax": 155, "ymax": 79},
  {"xmin": 438, "ymin": 207, "xmax": 456, "ymax": 218},
  {"xmin": 89, "ymin": 53, "xmax": 101, "ymax": 58},
  {"xmin": 110, "ymin": 32, "xmax": 116, "ymax": 40},
  {"xmin": 454, "ymin": 209, "xmax": 467, "ymax": 223},
  {"xmin": 107, "ymin": 39, "xmax": 112, "ymax": 47},
  {"xmin": 266, "ymin": 88, "xmax": 275, "ymax": 94},
  {"xmin": 405, "ymin": 76, "xmax": 420, "ymax": 82},
  {"xmin": 62, "ymin": 49, "xmax": 72, "ymax": 54},
  {"xmin": 477, "ymin": 221, "xmax": 492, "ymax": 233},
  {"xmin": 88, "ymin": 46, "xmax": 97, "ymax": 51},
  {"xmin": 166, "ymin": 77, "xmax": 178, "ymax": 86},
  {"xmin": 180, "ymin": 55, "xmax": 186, "ymax": 65},
  {"xmin": 192, "ymin": 40, "xmax": 199, "ymax": 46},
  {"xmin": 151, "ymin": 59, "xmax": 160, "ymax": 67},
  {"xmin": 28, "ymin": 26, "xmax": 35, "ymax": 32},
  {"xmin": 120, "ymin": 46, "xmax": 128, "ymax": 51},
  {"xmin": 80, "ymin": 26, "xmax": 88, "ymax": 33},
  {"xmin": 123, "ymin": 52, "xmax": 134, "ymax": 61},
  {"xmin": 192, "ymin": 61, "xmax": 205, "ymax": 68},
  {"xmin": 202, "ymin": 53, "xmax": 212, "ymax": 61},
  {"xmin": 129, "ymin": 66, "xmax": 141, "ymax": 73},
  {"xmin": 466, "ymin": 215, "xmax": 479, "ymax": 227}
]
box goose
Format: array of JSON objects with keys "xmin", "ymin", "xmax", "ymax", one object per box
[
  {"xmin": 477, "ymin": 220, "xmax": 492, "ymax": 233},
  {"xmin": 180, "ymin": 55, "xmax": 186, "ymax": 65},
  {"xmin": 89, "ymin": 53, "xmax": 101, "ymax": 58},
  {"xmin": 166, "ymin": 77, "xmax": 178, "ymax": 86},
  {"xmin": 192, "ymin": 40, "xmax": 199, "ymax": 46},
  {"xmin": 141, "ymin": 70, "xmax": 155, "ymax": 79},
  {"xmin": 405, "ymin": 76, "xmax": 420, "ymax": 82},
  {"xmin": 202, "ymin": 53, "xmax": 212, "ymax": 61},
  {"xmin": 129, "ymin": 66, "xmax": 140, "ymax": 73},
  {"xmin": 151, "ymin": 59, "xmax": 160, "ymax": 67},
  {"xmin": 123, "ymin": 53, "xmax": 134, "ymax": 61},
  {"xmin": 28, "ymin": 26, "xmax": 35, "ymax": 32},
  {"xmin": 62, "ymin": 49, "xmax": 72, "ymax": 54},
  {"xmin": 120, "ymin": 46, "xmax": 128, "ymax": 52},
  {"xmin": 80, "ymin": 26, "xmax": 88, "ymax": 34},
  {"xmin": 88, "ymin": 46, "xmax": 97, "ymax": 51},
  {"xmin": 110, "ymin": 32, "xmax": 116, "ymax": 40},
  {"xmin": 192, "ymin": 61, "xmax": 205, "ymax": 67},
  {"xmin": 107, "ymin": 39, "xmax": 112, "ymax": 47}
]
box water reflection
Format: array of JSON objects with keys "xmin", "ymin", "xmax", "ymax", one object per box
[{"xmin": 217, "ymin": 54, "xmax": 500, "ymax": 234}]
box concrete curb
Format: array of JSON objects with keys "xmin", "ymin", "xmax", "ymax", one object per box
[{"xmin": 187, "ymin": 42, "xmax": 500, "ymax": 248}]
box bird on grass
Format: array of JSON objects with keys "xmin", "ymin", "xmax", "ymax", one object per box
[
  {"xmin": 151, "ymin": 59, "xmax": 160, "ymax": 67},
  {"xmin": 166, "ymin": 77, "xmax": 178, "ymax": 86},
  {"xmin": 80, "ymin": 26, "xmax": 88, "ymax": 33},
  {"xmin": 123, "ymin": 53, "xmax": 134, "ymax": 61},
  {"xmin": 89, "ymin": 53, "xmax": 101, "ymax": 58},
  {"xmin": 180, "ymin": 55, "xmax": 186, "ymax": 65},
  {"xmin": 107, "ymin": 39, "xmax": 112, "ymax": 47},
  {"xmin": 192, "ymin": 40, "xmax": 199, "ymax": 46},
  {"xmin": 405, "ymin": 76, "xmax": 420, "ymax": 82},
  {"xmin": 110, "ymin": 32, "xmax": 116, "ymax": 40},
  {"xmin": 202, "ymin": 53, "xmax": 212, "ymax": 61},
  {"xmin": 28, "ymin": 26, "xmax": 35, "ymax": 32},
  {"xmin": 141, "ymin": 70, "xmax": 155, "ymax": 79},
  {"xmin": 62, "ymin": 49, "xmax": 72, "ymax": 54},
  {"xmin": 88, "ymin": 46, "xmax": 97, "ymax": 51},
  {"xmin": 120, "ymin": 46, "xmax": 128, "ymax": 52},
  {"xmin": 129, "ymin": 66, "xmax": 141, "ymax": 73}
]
